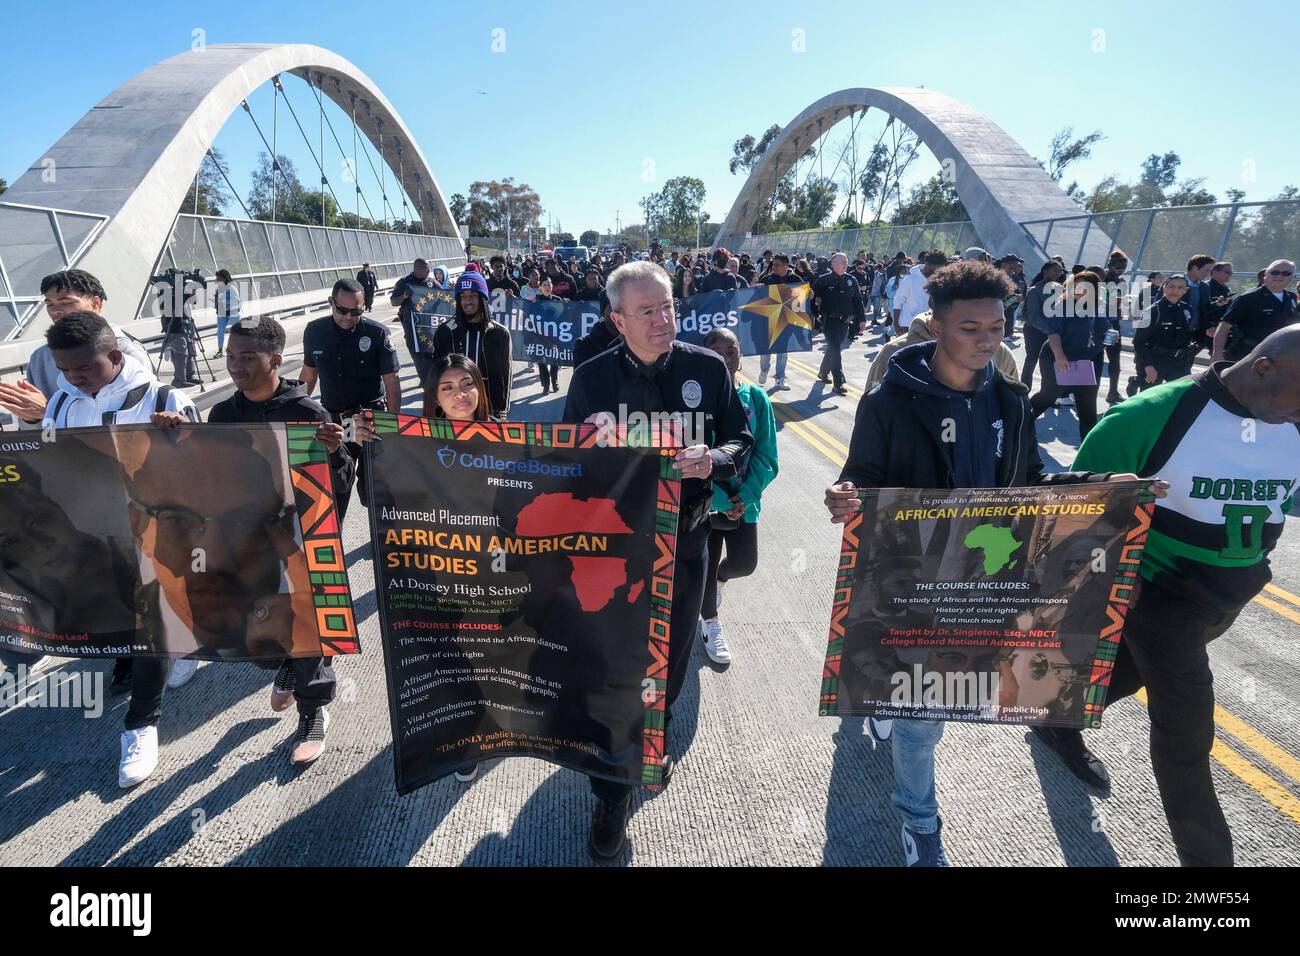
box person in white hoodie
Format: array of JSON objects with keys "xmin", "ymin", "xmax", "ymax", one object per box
[
  {"xmin": 41, "ymin": 311, "xmax": 198, "ymax": 429},
  {"xmin": 35, "ymin": 312, "xmax": 201, "ymax": 787}
]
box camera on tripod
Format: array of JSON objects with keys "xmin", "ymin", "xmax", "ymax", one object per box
[{"xmin": 150, "ymin": 268, "xmax": 207, "ymax": 332}]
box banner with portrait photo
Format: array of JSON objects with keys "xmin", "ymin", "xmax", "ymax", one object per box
[
  {"xmin": 674, "ymin": 282, "xmax": 813, "ymax": 355},
  {"xmin": 819, "ymin": 483, "xmax": 1152, "ymax": 729},
  {"xmin": 0, "ymin": 424, "xmax": 357, "ymax": 661},
  {"xmin": 365, "ymin": 413, "xmax": 679, "ymax": 794},
  {"xmin": 409, "ymin": 286, "xmax": 456, "ymax": 354}
]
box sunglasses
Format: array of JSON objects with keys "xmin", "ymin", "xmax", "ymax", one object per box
[
  {"xmin": 333, "ymin": 302, "xmax": 365, "ymax": 317},
  {"xmin": 1267, "ymin": 269, "xmax": 1295, "ymax": 277}
]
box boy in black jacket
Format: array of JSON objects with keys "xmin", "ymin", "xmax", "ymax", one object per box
[
  {"xmin": 824, "ymin": 261, "xmax": 1154, "ymax": 866},
  {"xmin": 205, "ymin": 317, "xmax": 358, "ymax": 767},
  {"xmin": 432, "ymin": 268, "xmax": 512, "ymax": 415}
]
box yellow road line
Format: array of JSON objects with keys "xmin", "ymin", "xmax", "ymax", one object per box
[
  {"xmin": 1251, "ymin": 594, "xmax": 1300, "ymax": 627},
  {"xmin": 784, "ymin": 355, "xmax": 867, "ymax": 399},
  {"xmin": 737, "ymin": 371, "xmax": 851, "ymax": 458},
  {"xmin": 1263, "ymin": 582, "xmax": 1300, "ymax": 609},
  {"xmin": 1212, "ymin": 705, "xmax": 1300, "ymax": 787},
  {"xmin": 1136, "ymin": 691, "xmax": 1300, "ymax": 826},
  {"xmin": 769, "ymin": 386, "xmax": 1300, "ymax": 824}
]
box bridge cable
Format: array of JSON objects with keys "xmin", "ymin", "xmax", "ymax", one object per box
[
  {"xmin": 275, "ymin": 73, "xmax": 346, "ymax": 223},
  {"xmin": 311, "ymin": 79, "xmax": 378, "ymax": 226},
  {"xmin": 206, "ymin": 148, "xmax": 253, "ymax": 220}
]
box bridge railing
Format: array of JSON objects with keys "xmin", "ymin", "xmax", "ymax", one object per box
[
  {"xmin": 714, "ymin": 220, "xmax": 981, "ymax": 260},
  {"xmin": 1018, "ymin": 199, "xmax": 1300, "ymax": 292},
  {"xmin": 0, "ymin": 201, "xmax": 111, "ymax": 340},
  {"xmin": 143, "ymin": 213, "xmax": 465, "ymax": 321}
]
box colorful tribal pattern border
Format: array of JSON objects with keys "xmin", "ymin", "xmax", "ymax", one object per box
[
  {"xmin": 1084, "ymin": 499, "xmax": 1155, "ymax": 728},
  {"xmin": 369, "ymin": 411, "xmax": 683, "ymax": 450},
  {"xmin": 819, "ymin": 505, "xmax": 864, "ymax": 716},
  {"xmin": 285, "ymin": 424, "xmax": 358, "ymax": 655}
]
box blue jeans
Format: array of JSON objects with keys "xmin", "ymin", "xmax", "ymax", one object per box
[
  {"xmin": 890, "ymin": 717, "xmax": 944, "ymax": 833},
  {"xmin": 759, "ymin": 351, "xmax": 788, "ymax": 380},
  {"xmin": 216, "ymin": 314, "xmax": 239, "ymax": 353}
]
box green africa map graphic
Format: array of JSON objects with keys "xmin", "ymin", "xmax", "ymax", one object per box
[{"xmin": 963, "ymin": 523, "xmax": 1023, "ymax": 574}]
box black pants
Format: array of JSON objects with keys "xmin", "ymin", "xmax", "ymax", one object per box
[
  {"xmin": 1104, "ymin": 340, "xmax": 1122, "ymax": 397},
  {"xmin": 701, "ymin": 521, "xmax": 759, "ymax": 619},
  {"xmin": 411, "ymin": 351, "xmax": 434, "ymax": 393},
  {"xmin": 1105, "ymin": 583, "xmax": 1241, "ymax": 866},
  {"xmin": 1028, "ymin": 353, "xmax": 1103, "ymax": 441},
  {"xmin": 539, "ymin": 363, "xmax": 560, "ymax": 391},
  {"xmin": 590, "ymin": 519, "xmax": 711, "ymax": 800},
  {"xmin": 364, "ymin": 290, "xmax": 375, "ymax": 311},
  {"xmin": 124, "ymin": 657, "xmax": 168, "ymax": 730},
  {"xmin": 124, "ymin": 656, "xmax": 336, "ymax": 730},
  {"xmin": 817, "ymin": 317, "xmax": 848, "ymax": 388},
  {"xmin": 285, "ymin": 656, "xmax": 337, "ymax": 715},
  {"xmin": 1020, "ymin": 325, "xmax": 1048, "ymax": 389},
  {"xmin": 1136, "ymin": 354, "xmax": 1196, "ymax": 391}
]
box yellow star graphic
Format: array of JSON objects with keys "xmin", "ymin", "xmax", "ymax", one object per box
[{"xmin": 739, "ymin": 284, "xmax": 812, "ymax": 350}]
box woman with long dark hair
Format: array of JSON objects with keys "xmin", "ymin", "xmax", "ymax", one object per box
[{"xmin": 421, "ymin": 353, "xmax": 493, "ymax": 422}]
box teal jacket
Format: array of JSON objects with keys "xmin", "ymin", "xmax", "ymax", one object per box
[{"xmin": 711, "ymin": 381, "xmax": 778, "ymax": 522}]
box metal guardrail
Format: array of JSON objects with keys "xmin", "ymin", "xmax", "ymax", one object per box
[
  {"xmin": 0, "ymin": 201, "xmax": 111, "ymax": 340},
  {"xmin": 143, "ymin": 213, "xmax": 464, "ymax": 320},
  {"xmin": 1019, "ymin": 199, "xmax": 1300, "ymax": 293}
]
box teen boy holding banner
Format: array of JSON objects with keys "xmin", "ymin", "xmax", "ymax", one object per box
[{"xmin": 824, "ymin": 261, "xmax": 1159, "ymax": 866}]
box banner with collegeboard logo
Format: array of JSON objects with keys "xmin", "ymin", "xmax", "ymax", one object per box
[
  {"xmin": 365, "ymin": 412, "xmax": 680, "ymax": 793},
  {"xmin": 0, "ymin": 424, "xmax": 357, "ymax": 661},
  {"xmin": 820, "ymin": 483, "xmax": 1152, "ymax": 728}
]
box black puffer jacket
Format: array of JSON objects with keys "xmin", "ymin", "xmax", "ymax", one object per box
[
  {"xmin": 840, "ymin": 342, "xmax": 1109, "ymax": 489},
  {"xmin": 208, "ymin": 378, "xmax": 356, "ymax": 500}
]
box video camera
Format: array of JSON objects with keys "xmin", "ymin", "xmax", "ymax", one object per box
[{"xmin": 150, "ymin": 268, "xmax": 207, "ymax": 327}]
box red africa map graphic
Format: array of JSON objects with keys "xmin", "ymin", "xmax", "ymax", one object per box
[{"xmin": 515, "ymin": 493, "xmax": 640, "ymax": 612}]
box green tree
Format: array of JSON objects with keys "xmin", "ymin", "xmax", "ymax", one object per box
[
  {"xmin": 467, "ymin": 178, "xmax": 542, "ymax": 237},
  {"xmin": 448, "ymin": 193, "xmax": 469, "ymax": 224},
  {"xmin": 639, "ymin": 176, "xmax": 707, "ymax": 246},
  {"xmin": 1082, "ymin": 152, "xmax": 1216, "ymax": 213},
  {"xmin": 248, "ymin": 152, "xmax": 337, "ymax": 225},
  {"xmin": 551, "ymin": 231, "xmax": 576, "ymax": 247},
  {"xmin": 728, "ymin": 125, "xmax": 816, "ymax": 232},
  {"xmin": 580, "ymin": 229, "xmax": 600, "ymax": 248},
  {"xmin": 179, "ymin": 148, "xmax": 231, "ymax": 217},
  {"xmin": 0, "ymin": 178, "xmax": 9, "ymax": 195},
  {"xmin": 891, "ymin": 174, "xmax": 969, "ymax": 225},
  {"xmin": 770, "ymin": 176, "xmax": 838, "ymax": 231},
  {"xmin": 1038, "ymin": 127, "xmax": 1104, "ymax": 201}
]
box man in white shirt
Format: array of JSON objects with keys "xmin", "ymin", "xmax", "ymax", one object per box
[{"xmin": 892, "ymin": 251, "xmax": 947, "ymax": 334}]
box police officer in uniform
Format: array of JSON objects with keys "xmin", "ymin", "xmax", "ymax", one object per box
[
  {"xmin": 301, "ymin": 278, "xmax": 402, "ymax": 517},
  {"xmin": 1211, "ymin": 259, "xmax": 1298, "ymax": 362},
  {"xmin": 1134, "ymin": 275, "xmax": 1199, "ymax": 390},
  {"xmin": 562, "ymin": 260, "xmax": 753, "ymax": 862},
  {"xmin": 811, "ymin": 252, "xmax": 866, "ymax": 395}
]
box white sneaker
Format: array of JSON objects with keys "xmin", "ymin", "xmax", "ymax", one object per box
[
  {"xmin": 166, "ymin": 657, "xmax": 200, "ymax": 689},
  {"xmin": 118, "ymin": 726, "xmax": 159, "ymax": 788},
  {"xmin": 758, "ymin": 369, "xmax": 768, "ymax": 384},
  {"xmin": 454, "ymin": 764, "xmax": 480, "ymax": 783},
  {"xmin": 701, "ymin": 617, "xmax": 732, "ymax": 665},
  {"xmin": 867, "ymin": 716, "xmax": 894, "ymax": 743}
]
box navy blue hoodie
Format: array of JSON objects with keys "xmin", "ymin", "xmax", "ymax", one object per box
[{"xmin": 883, "ymin": 342, "xmax": 1001, "ymax": 487}]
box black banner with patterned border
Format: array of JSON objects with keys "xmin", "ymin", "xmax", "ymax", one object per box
[
  {"xmin": 0, "ymin": 423, "xmax": 356, "ymax": 661},
  {"xmin": 820, "ymin": 483, "xmax": 1151, "ymax": 728},
  {"xmin": 365, "ymin": 413, "xmax": 680, "ymax": 793}
]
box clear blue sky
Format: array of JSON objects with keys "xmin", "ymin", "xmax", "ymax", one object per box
[{"xmin": 2, "ymin": 0, "xmax": 1294, "ymax": 237}]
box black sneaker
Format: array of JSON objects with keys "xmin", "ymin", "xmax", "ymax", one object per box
[
  {"xmin": 1030, "ymin": 725, "xmax": 1110, "ymax": 789},
  {"xmin": 587, "ymin": 793, "xmax": 632, "ymax": 861},
  {"xmin": 660, "ymin": 754, "xmax": 675, "ymax": 787},
  {"xmin": 1106, "ymin": 391, "xmax": 1122, "ymax": 405},
  {"xmin": 834, "ymin": 386, "xmax": 849, "ymax": 396}
]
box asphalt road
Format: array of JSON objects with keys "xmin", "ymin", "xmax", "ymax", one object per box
[{"xmin": 2, "ymin": 303, "xmax": 1297, "ymax": 867}]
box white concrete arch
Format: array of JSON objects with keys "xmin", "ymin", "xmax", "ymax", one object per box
[
  {"xmin": 716, "ymin": 87, "xmax": 1111, "ymax": 266},
  {"xmin": 2, "ymin": 43, "xmax": 457, "ymax": 325}
]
